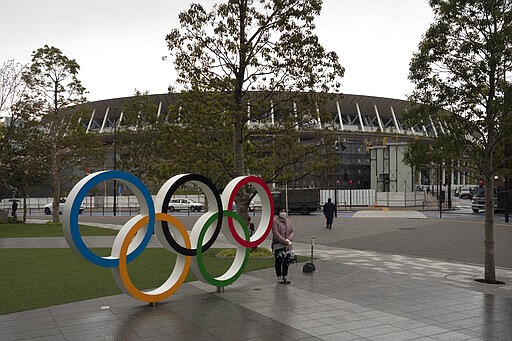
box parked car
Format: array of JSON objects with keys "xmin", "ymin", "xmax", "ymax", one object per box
[
  {"xmin": 168, "ymin": 198, "xmax": 204, "ymax": 212},
  {"xmin": 471, "ymin": 187, "xmax": 502, "ymax": 213},
  {"xmin": 44, "ymin": 198, "xmax": 85, "ymax": 215},
  {"xmin": 458, "ymin": 186, "xmax": 472, "ymax": 199}
]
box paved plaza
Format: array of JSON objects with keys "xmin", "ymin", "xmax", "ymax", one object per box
[{"xmin": 1, "ymin": 212, "xmax": 512, "ymax": 340}]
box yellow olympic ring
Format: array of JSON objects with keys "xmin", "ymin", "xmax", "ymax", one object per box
[{"xmin": 111, "ymin": 213, "xmax": 191, "ymax": 303}]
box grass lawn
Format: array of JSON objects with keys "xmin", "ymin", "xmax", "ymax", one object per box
[
  {"xmin": 0, "ymin": 223, "xmax": 118, "ymax": 238},
  {"xmin": 0, "ymin": 247, "xmax": 306, "ymax": 315}
]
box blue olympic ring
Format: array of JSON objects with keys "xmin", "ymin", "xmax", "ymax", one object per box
[{"xmin": 62, "ymin": 170, "xmax": 155, "ymax": 267}]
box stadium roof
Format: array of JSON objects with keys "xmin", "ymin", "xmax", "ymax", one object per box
[{"xmin": 72, "ymin": 93, "xmax": 443, "ymax": 137}]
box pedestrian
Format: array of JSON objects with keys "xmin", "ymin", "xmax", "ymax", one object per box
[
  {"xmin": 11, "ymin": 200, "xmax": 18, "ymax": 219},
  {"xmin": 323, "ymin": 198, "xmax": 336, "ymax": 229},
  {"xmin": 272, "ymin": 208, "xmax": 295, "ymax": 284}
]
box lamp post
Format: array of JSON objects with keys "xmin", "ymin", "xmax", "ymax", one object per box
[
  {"xmin": 331, "ymin": 158, "xmax": 337, "ymax": 217},
  {"xmin": 504, "ymin": 63, "xmax": 510, "ymax": 223},
  {"xmin": 113, "ymin": 114, "xmax": 117, "ymax": 216},
  {"xmin": 438, "ymin": 163, "xmax": 442, "ymax": 219},
  {"xmin": 505, "ymin": 140, "xmax": 510, "ymax": 223},
  {"xmin": 335, "ymin": 180, "xmax": 340, "ymax": 217},
  {"xmin": 334, "ymin": 139, "xmax": 347, "ymax": 215}
]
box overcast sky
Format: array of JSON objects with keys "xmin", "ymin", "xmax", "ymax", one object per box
[{"xmin": 0, "ymin": 0, "xmax": 433, "ymax": 102}]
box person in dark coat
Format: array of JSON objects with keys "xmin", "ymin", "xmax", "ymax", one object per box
[
  {"xmin": 323, "ymin": 198, "xmax": 336, "ymax": 229},
  {"xmin": 11, "ymin": 201, "xmax": 18, "ymax": 219}
]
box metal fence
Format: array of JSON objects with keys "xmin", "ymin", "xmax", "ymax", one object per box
[
  {"xmin": 0, "ymin": 194, "xmax": 205, "ymax": 216},
  {"xmin": 320, "ymin": 189, "xmax": 376, "ymax": 208}
]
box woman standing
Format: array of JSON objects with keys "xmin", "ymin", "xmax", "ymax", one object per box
[{"xmin": 272, "ymin": 208, "xmax": 295, "ymax": 284}]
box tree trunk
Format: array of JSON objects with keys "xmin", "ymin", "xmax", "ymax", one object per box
[
  {"xmin": 233, "ymin": 111, "xmax": 250, "ymax": 225},
  {"xmin": 52, "ymin": 141, "xmax": 61, "ymax": 223},
  {"xmin": 483, "ymin": 55, "xmax": 497, "ymax": 283},
  {"xmin": 233, "ymin": 118, "xmax": 244, "ymax": 177},
  {"xmin": 232, "ymin": 1, "xmax": 251, "ymax": 225},
  {"xmin": 23, "ymin": 176, "xmax": 27, "ymax": 223},
  {"xmin": 484, "ymin": 168, "xmax": 496, "ymax": 282}
]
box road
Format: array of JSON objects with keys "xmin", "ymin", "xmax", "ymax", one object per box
[{"xmin": 27, "ymin": 200, "xmax": 511, "ymax": 269}]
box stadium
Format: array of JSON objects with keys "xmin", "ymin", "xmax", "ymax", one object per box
[
  {"xmin": 2, "ymin": 91, "xmax": 479, "ymax": 214},
  {"xmin": 75, "ymin": 92, "xmax": 469, "ymax": 192}
]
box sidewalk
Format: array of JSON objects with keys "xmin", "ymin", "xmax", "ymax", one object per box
[
  {"xmin": 2, "ymin": 216, "xmax": 512, "ymax": 340},
  {"xmin": 2, "ymin": 240, "xmax": 512, "ymax": 340}
]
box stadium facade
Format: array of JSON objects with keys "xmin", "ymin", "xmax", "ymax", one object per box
[{"xmin": 74, "ymin": 93, "xmax": 473, "ymax": 192}]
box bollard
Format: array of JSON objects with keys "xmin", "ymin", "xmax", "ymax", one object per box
[{"xmin": 302, "ymin": 237, "xmax": 316, "ymax": 273}]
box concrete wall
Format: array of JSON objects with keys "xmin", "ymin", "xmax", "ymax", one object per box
[{"xmin": 370, "ymin": 143, "xmax": 413, "ymax": 193}]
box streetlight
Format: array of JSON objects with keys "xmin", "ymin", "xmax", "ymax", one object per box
[
  {"xmin": 113, "ymin": 111, "xmax": 117, "ymax": 216},
  {"xmin": 335, "ymin": 179, "xmax": 340, "ymax": 217}
]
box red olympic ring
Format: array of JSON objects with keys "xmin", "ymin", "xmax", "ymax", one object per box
[{"xmin": 222, "ymin": 176, "xmax": 274, "ymax": 248}]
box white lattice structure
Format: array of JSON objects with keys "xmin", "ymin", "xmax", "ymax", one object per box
[{"xmin": 75, "ymin": 93, "xmax": 445, "ymax": 138}]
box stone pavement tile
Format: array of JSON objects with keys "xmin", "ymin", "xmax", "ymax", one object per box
[
  {"xmin": 367, "ymin": 330, "xmax": 424, "ymax": 340},
  {"xmin": 447, "ymin": 316, "xmax": 487, "ymax": 329},
  {"xmin": 64, "ymin": 329, "xmax": 129, "ymax": 341},
  {"xmin": 0, "ymin": 327, "xmax": 63, "ymax": 341},
  {"xmin": 285, "ymin": 318, "xmax": 327, "ymax": 330},
  {"xmin": 0, "ymin": 314, "xmax": 57, "ymax": 331},
  {"xmin": 429, "ymin": 331, "xmax": 476, "ymax": 340},
  {"xmin": 334, "ymin": 318, "xmax": 386, "ymax": 331},
  {"xmin": 349, "ymin": 324, "xmax": 405, "ymax": 338},
  {"xmin": 299, "ymin": 309, "xmax": 351, "ymax": 320},
  {"xmin": 0, "ymin": 307, "xmax": 53, "ymax": 322},
  {"xmin": 301, "ymin": 324, "xmax": 343, "ymax": 337},
  {"xmin": 24, "ymin": 336, "xmax": 67, "ymax": 341},
  {"xmin": 51, "ymin": 312, "xmax": 121, "ymax": 329},
  {"xmin": 373, "ymin": 313, "xmax": 410, "ymax": 324},
  {"xmin": 47, "ymin": 298, "xmax": 107, "ymax": 318},
  {"xmin": 428, "ymin": 312, "xmax": 474, "ymax": 323},
  {"xmin": 391, "ymin": 318, "xmax": 434, "ymax": 330},
  {"xmin": 410, "ymin": 325, "xmax": 451, "ymax": 336},
  {"xmin": 245, "ymin": 334, "xmax": 301, "ymax": 341},
  {"xmin": 357, "ymin": 310, "xmax": 397, "ymax": 320},
  {"xmin": 318, "ymin": 331, "xmax": 362, "ymax": 340},
  {"xmin": 0, "ymin": 309, "xmax": 62, "ymax": 340},
  {"xmin": 278, "ymin": 327, "xmax": 316, "ymax": 340},
  {"xmin": 412, "ymin": 307, "xmax": 457, "ymax": 318},
  {"xmin": 317, "ymin": 316, "xmax": 363, "ymax": 326},
  {"xmin": 59, "ymin": 321, "xmax": 121, "ymax": 336},
  {"xmin": 207, "ymin": 321, "xmax": 286, "ymax": 340},
  {"xmin": 445, "ymin": 303, "xmax": 485, "ymax": 313},
  {"xmin": 144, "ymin": 330, "xmax": 215, "ymax": 341}
]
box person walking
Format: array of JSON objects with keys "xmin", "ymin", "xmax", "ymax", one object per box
[
  {"xmin": 272, "ymin": 208, "xmax": 295, "ymax": 284},
  {"xmin": 323, "ymin": 198, "xmax": 336, "ymax": 229},
  {"xmin": 11, "ymin": 200, "xmax": 18, "ymax": 219}
]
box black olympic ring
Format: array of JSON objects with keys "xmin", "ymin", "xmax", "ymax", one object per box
[{"xmin": 157, "ymin": 173, "xmax": 223, "ymax": 256}]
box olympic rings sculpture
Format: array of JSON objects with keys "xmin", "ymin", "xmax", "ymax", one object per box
[{"xmin": 62, "ymin": 170, "xmax": 274, "ymax": 303}]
